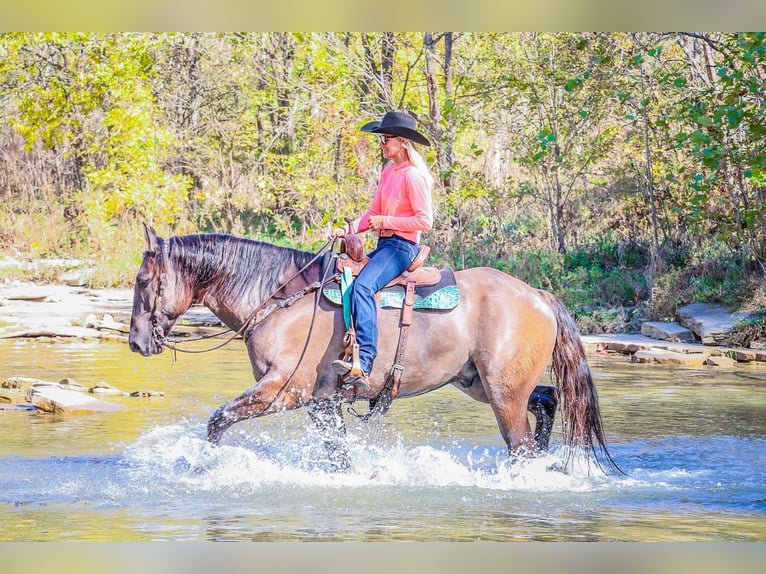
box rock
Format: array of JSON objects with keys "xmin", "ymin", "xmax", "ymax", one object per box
[
  {"xmin": 84, "ymin": 313, "xmax": 130, "ymax": 334},
  {"xmin": 130, "ymin": 390, "xmax": 165, "ymax": 397},
  {"xmin": 641, "ymin": 321, "xmax": 696, "ymax": 343},
  {"xmin": 89, "ymin": 382, "xmax": 129, "ymax": 395},
  {"xmin": 2, "ymin": 376, "xmax": 44, "ymax": 389},
  {"xmin": 0, "ymin": 326, "xmax": 104, "ymax": 339},
  {"xmin": 25, "ymin": 385, "xmax": 123, "ymax": 413},
  {"xmin": 607, "ymin": 341, "xmax": 643, "ymax": 353},
  {"xmin": 57, "ymin": 378, "xmax": 86, "ymax": 391},
  {"xmin": 631, "ymin": 348, "xmax": 708, "ymax": 366},
  {"xmin": 60, "ymin": 268, "xmax": 93, "ymax": 287},
  {"xmin": 733, "ymin": 349, "xmax": 757, "ymax": 363},
  {"xmin": 751, "ymin": 341, "xmax": 766, "ymax": 350},
  {"xmin": 5, "ymin": 292, "xmax": 50, "ymax": 302},
  {"xmin": 676, "ymin": 303, "xmax": 754, "ymax": 345},
  {"xmin": 705, "ymin": 355, "xmax": 737, "ymax": 367}
]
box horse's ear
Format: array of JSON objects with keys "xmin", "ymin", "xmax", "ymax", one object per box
[{"xmin": 143, "ymin": 223, "xmax": 160, "ymax": 254}]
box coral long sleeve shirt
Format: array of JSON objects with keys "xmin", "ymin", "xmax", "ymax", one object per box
[{"xmin": 355, "ymin": 161, "xmax": 433, "ymax": 244}]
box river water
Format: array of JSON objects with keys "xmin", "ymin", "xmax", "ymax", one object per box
[{"xmin": 0, "ymin": 337, "xmax": 764, "ymax": 541}]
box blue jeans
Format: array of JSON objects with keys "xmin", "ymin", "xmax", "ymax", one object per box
[{"xmin": 351, "ymin": 235, "xmax": 419, "ymax": 374}]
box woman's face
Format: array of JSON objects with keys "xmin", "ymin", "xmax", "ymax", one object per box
[{"xmin": 378, "ymin": 134, "xmax": 407, "ymax": 161}]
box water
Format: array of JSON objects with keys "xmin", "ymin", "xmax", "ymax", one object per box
[{"xmin": 0, "ymin": 338, "xmax": 764, "ymax": 541}]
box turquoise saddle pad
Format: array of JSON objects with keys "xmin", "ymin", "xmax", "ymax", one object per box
[{"xmin": 322, "ymin": 267, "xmax": 460, "ymax": 311}]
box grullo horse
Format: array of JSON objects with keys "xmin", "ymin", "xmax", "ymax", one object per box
[{"xmin": 128, "ymin": 226, "xmax": 619, "ymax": 473}]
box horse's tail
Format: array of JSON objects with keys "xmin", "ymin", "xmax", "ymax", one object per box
[{"xmin": 538, "ymin": 290, "xmax": 622, "ymax": 474}]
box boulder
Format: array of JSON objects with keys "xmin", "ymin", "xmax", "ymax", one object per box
[
  {"xmin": 676, "ymin": 303, "xmax": 754, "ymax": 345},
  {"xmin": 641, "ymin": 321, "xmax": 696, "ymax": 343}
]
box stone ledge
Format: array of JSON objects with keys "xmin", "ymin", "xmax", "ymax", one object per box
[
  {"xmin": 632, "ymin": 349, "xmax": 708, "ymax": 366},
  {"xmin": 581, "ymin": 334, "xmax": 766, "ymax": 365},
  {"xmin": 640, "ymin": 321, "xmax": 695, "ymax": 343}
]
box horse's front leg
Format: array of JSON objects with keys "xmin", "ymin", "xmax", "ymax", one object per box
[
  {"xmin": 207, "ymin": 372, "xmax": 305, "ymax": 445},
  {"xmin": 306, "ymin": 398, "xmax": 351, "ymax": 472}
]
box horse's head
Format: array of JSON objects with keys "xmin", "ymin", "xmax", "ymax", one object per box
[{"xmin": 128, "ymin": 224, "xmax": 186, "ymax": 356}]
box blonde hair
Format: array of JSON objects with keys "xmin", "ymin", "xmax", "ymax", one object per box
[{"xmin": 402, "ymin": 139, "xmax": 435, "ymax": 191}]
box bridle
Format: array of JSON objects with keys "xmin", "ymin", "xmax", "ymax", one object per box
[{"xmin": 150, "ymin": 238, "xmax": 171, "ymax": 352}]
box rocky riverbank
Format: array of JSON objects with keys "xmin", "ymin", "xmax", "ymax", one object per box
[{"xmin": 1, "ymin": 279, "xmax": 764, "ymax": 368}]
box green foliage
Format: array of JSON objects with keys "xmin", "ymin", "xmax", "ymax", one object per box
[
  {"xmin": 2, "ymin": 33, "xmax": 193, "ymax": 234},
  {"xmin": 728, "ymin": 310, "xmax": 766, "ymax": 348},
  {"xmin": 0, "ymin": 31, "xmax": 763, "ymax": 330},
  {"xmin": 650, "ymin": 255, "xmax": 756, "ymax": 320},
  {"xmin": 558, "ymin": 241, "xmax": 649, "ymax": 312},
  {"xmin": 671, "ymin": 33, "xmax": 766, "ymax": 263}
]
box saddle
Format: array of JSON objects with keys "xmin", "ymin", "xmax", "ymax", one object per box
[{"xmin": 336, "ymin": 233, "xmax": 440, "ymax": 287}]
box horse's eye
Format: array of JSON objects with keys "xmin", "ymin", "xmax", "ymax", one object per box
[{"xmin": 137, "ymin": 276, "xmax": 151, "ymax": 288}]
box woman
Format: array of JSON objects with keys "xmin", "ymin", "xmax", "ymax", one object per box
[{"xmin": 332, "ymin": 111, "xmax": 435, "ymax": 388}]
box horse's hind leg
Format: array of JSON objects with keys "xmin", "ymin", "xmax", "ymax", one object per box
[
  {"xmin": 528, "ymin": 386, "xmax": 559, "ymax": 451},
  {"xmin": 306, "ymin": 399, "xmax": 351, "ymax": 472},
  {"xmin": 489, "ymin": 390, "xmax": 538, "ymax": 457},
  {"xmin": 479, "ymin": 349, "xmax": 554, "ymax": 457}
]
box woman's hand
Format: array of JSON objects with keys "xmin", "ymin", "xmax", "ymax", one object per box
[{"xmin": 368, "ymin": 215, "xmax": 385, "ymax": 231}]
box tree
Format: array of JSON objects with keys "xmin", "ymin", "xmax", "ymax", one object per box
[
  {"xmin": 497, "ymin": 33, "xmax": 623, "ymax": 254},
  {"xmin": 673, "ymin": 32, "xmax": 766, "ymax": 269},
  {"xmin": 1, "ymin": 33, "xmax": 191, "ymax": 241}
]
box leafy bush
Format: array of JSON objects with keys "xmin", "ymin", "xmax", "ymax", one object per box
[
  {"xmin": 728, "ymin": 310, "xmax": 766, "ymax": 348},
  {"xmin": 650, "ymin": 257, "xmax": 753, "ymax": 320}
]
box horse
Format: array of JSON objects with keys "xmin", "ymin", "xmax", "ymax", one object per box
[{"xmin": 128, "ymin": 226, "xmax": 619, "ymax": 473}]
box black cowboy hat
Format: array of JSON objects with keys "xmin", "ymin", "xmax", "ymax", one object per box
[{"xmin": 360, "ymin": 111, "xmax": 431, "ymax": 146}]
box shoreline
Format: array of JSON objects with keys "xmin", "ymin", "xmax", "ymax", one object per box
[{"xmin": 2, "ymin": 279, "xmax": 765, "ymax": 368}]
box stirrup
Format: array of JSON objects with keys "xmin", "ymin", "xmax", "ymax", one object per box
[
  {"xmin": 349, "ymin": 342, "xmax": 363, "ymax": 377},
  {"xmin": 332, "ymin": 359, "xmax": 352, "ymax": 376},
  {"xmin": 344, "ymin": 371, "xmax": 370, "ymax": 389}
]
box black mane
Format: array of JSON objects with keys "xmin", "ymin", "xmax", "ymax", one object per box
[{"xmin": 166, "ymin": 234, "xmax": 317, "ymax": 303}]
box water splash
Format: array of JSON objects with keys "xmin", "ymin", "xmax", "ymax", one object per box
[{"xmin": 119, "ymin": 421, "xmax": 627, "ymax": 496}]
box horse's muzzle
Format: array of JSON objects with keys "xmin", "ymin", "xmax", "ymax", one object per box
[
  {"xmin": 128, "ymin": 330, "xmax": 163, "ymax": 356},
  {"xmin": 129, "ymin": 341, "xmax": 150, "ymax": 356}
]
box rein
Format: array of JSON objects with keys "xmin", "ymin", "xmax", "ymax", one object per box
[{"xmin": 151, "ymin": 237, "xmax": 337, "ymax": 355}]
